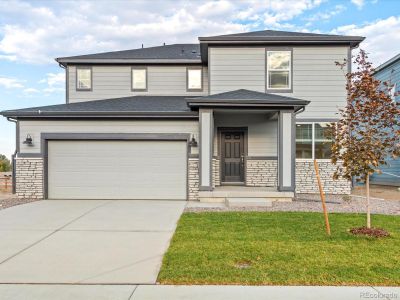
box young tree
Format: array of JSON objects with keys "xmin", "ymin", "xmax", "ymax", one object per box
[
  {"xmin": 0, "ymin": 154, "xmax": 12, "ymax": 172},
  {"xmin": 332, "ymin": 49, "xmax": 400, "ymax": 229}
]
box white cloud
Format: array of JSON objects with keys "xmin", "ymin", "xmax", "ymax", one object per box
[
  {"xmin": 23, "ymin": 88, "xmax": 39, "ymax": 94},
  {"xmin": 351, "ymin": 0, "xmax": 365, "ymax": 9},
  {"xmin": 39, "ymin": 72, "xmax": 65, "ymax": 87},
  {"xmin": 0, "ymin": 0, "xmax": 324, "ymax": 64},
  {"xmin": 0, "ymin": 77, "xmax": 25, "ymax": 89},
  {"xmin": 332, "ymin": 16, "xmax": 400, "ymax": 67},
  {"xmin": 305, "ymin": 5, "xmax": 346, "ymax": 22},
  {"xmin": 0, "ymin": 54, "xmax": 17, "ymax": 61}
]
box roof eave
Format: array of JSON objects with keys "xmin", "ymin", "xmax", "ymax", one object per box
[
  {"xmin": 2, "ymin": 111, "xmax": 198, "ymax": 118},
  {"xmin": 55, "ymin": 58, "xmax": 202, "ymax": 66},
  {"xmin": 187, "ymin": 101, "xmax": 309, "ymax": 112}
]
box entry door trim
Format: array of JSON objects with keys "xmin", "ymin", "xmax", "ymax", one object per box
[
  {"xmin": 218, "ymin": 127, "xmax": 248, "ymax": 184},
  {"xmin": 41, "ymin": 132, "xmax": 190, "ymax": 200}
]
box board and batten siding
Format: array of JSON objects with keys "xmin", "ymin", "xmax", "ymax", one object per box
[
  {"xmin": 209, "ymin": 46, "xmax": 348, "ymax": 119},
  {"xmin": 213, "ymin": 113, "xmax": 277, "ymax": 157},
  {"xmin": 68, "ymin": 65, "xmax": 209, "ymax": 103},
  {"xmin": 19, "ymin": 120, "xmax": 199, "ymax": 154}
]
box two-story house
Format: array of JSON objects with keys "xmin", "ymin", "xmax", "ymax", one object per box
[{"xmin": 1, "ymin": 30, "xmax": 364, "ymax": 202}]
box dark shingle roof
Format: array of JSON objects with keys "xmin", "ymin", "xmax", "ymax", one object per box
[
  {"xmin": 199, "ymin": 29, "xmax": 365, "ymax": 43},
  {"xmin": 2, "ymin": 90, "xmax": 310, "ymax": 117},
  {"xmin": 1, "ymin": 96, "xmax": 196, "ymax": 118},
  {"xmin": 56, "ymin": 44, "xmax": 201, "ymax": 65},
  {"xmin": 188, "ymin": 89, "xmax": 309, "ymax": 103}
]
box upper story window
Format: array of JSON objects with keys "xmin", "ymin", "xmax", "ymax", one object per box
[
  {"xmin": 187, "ymin": 67, "xmax": 203, "ymax": 91},
  {"xmin": 296, "ymin": 122, "xmax": 332, "ymax": 159},
  {"xmin": 76, "ymin": 67, "xmax": 92, "ymax": 91},
  {"xmin": 132, "ymin": 67, "xmax": 147, "ymax": 91},
  {"xmin": 266, "ymin": 50, "xmax": 292, "ymax": 91}
]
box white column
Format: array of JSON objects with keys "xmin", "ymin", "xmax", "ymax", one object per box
[
  {"xmin": 199, "ymin": 109, "xmax": 213, "ymax": 190},
  {"xmin": 278, "ymin": 111, "xmax": 295, "ymax": 191}
]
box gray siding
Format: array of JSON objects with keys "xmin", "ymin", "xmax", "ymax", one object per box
[
  {"xmin": 213, "ymin": 113, "xmax": 277, "ymax": 157},
  {"xmin": 68, "ymin": 65, "xmax": 209, "ymax": 103},
  {"xmin": 209, "ymin": 48, "xmax": 266, "ymax": 94},
  {"xmin": 209, "ymin": 46, "xmax": 348, "ymax": 119},
  {"xmin": 19, "ymin": 120, "xmax": 199, "ymax": 153}
]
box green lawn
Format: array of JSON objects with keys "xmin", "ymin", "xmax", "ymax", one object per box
[{"xmin": 158, "ymin": 212, "xmax": 400, "ymax": 285}]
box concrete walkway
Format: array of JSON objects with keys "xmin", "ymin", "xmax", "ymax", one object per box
[
  {"xmin": 0, "ymin": 284, "xmax": 398, "ymax": 300},
  {"xmin": 0, "ymin": 200, "xmax": 185, "ymax": 284}
]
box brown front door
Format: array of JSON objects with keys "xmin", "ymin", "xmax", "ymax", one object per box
[{"xmin": 221, "ymin": 130, "xmax": 245, "ymax": 183}]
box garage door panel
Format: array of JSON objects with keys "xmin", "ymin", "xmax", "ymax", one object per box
[{"xmin": 48, "ymin": 140, "xmax": 187, "ymax": 200}]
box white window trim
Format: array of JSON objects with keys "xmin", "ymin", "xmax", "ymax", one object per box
[
  {"xmin": 131, "ymin": 67, "xmax": 148, "ymax": 92},
  {"xmin": 296, "ymin": 122, "xmax": 333, "ymax": 160},
  {"xmin": 186, "ymin": 67, "xmax": 203, "ymax": 92},
  {"xmin": 76, "ymin": 66, "xmax": 92, "ymax": 91},
  {"xmin": 266, "ymin": 50, "xmax": 292, "ymax": 92}
]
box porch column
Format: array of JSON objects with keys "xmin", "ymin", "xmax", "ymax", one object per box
[
  {"xmin": 278, "ymin": 110, "xmax": 295, "ymax": 191},
  {"xmin": 199, "ymin": 108, "xmax": 214, "ymax": 191}
]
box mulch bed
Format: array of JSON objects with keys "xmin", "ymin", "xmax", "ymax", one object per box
[{"xmin": 349, "ymin": 226, "xmax": 390, "ymax": 238}]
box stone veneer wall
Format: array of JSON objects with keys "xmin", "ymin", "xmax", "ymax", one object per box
[
  {"xmin": 296, "ymin": 160, "xmax": 351, "ymax": 194},
  {"xmin": 245, "ymin": 159, "xmax": 278, "ymax": 187},
  {"xmin": 15, "ymin": 158, "xmax": 44, "ymax": 199},
  {"xmin": 212, "ymin": 158, "xmax": 220, "ymax": 187},
  {"xmin": 188, "ymin": 158, "xmax": 199, "ymax": 201}
]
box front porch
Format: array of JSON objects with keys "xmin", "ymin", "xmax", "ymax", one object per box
[{"xmin": 187, "ymin": 89, "xmax": 309, "ymax": 202}]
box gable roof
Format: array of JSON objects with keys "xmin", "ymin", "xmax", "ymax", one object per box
[
  {"xmin": 1, "ymin": 96, "xmax": 196, "ymax": 118},
  {"xmin": 187, "ymin": 89, "xmax": 309, "ymax": 112},
  {"xmin": 56, "ymin": 44, "xmax": 201, "ymax": 66}
]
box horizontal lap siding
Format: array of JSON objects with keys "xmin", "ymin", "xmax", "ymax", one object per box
[
  {"xmin": 19, "ymin": 120, "xmax": 199, "ymax": 153},
  {"xmin": 68, "ymin": 65, "xmax": 208, "ymax": 103},
  {"xmin": 209, "ymin": 48, "xmax": 265, "ymax": 94},
  {"xmin": 209, "ymin": 46, "xmax": 348, "ymax": 119},
  {"xmin": 290, "ymin": 47, "xmax": 348, "ymax": 119},
  {"xmin": 370, "ymin": 59, "xmax": 400, "ymax": 186}
]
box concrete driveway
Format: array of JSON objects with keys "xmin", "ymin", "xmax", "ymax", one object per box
[{"xmin": 0, "ymin": 200, "xmax": 185, "ymax": 284}]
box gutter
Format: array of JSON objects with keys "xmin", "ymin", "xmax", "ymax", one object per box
[
  {"xmin": 6, "ymin": 117, "xmax": 17, "ymax": 194},
  {"xmin": 1, "ymin": 111, "xmax": 199, "ymax": 119}
]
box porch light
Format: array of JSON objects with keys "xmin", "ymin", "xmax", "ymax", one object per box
[
  {"xmin": 23, "ymin": 134, "xmax": 33, "ymax": 146},
  {"xmin": 189, "ymin": 136, "xmax": 198, "ymax": 147}
]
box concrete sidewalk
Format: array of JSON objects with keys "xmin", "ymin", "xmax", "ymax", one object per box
[{"xmin": 0, "ymin": 284, "xmax": 398, "ymax": 300}]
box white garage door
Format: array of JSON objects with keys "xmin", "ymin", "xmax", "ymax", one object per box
[{"xmin": 48, "ymin": 140, "xmax": 187, "ymax": 200}]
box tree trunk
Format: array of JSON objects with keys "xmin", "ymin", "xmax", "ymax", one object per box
[{"xmin": 366, "ymin": 174, "xmax": 371, "ymax": 229}]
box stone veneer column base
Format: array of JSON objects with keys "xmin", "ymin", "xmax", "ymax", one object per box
[
  {"xmin": 188, "ymin": 158, "xmax": 200, "ymax": 201},
  {"xmin": 246, "ymin": 159, "xmax": 278, "ymax": 187},
  {"xmin": 15, "ymin": 158, "xmax": 44, "ymax": 199},
  {"xmin": 296, "ymin": 160, "xmax": 351, "ymax": 194},
  {"xmin": 212, "ymin": 158, "xmax": 220, "ymax": 187}
]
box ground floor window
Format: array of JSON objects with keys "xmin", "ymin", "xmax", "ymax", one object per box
[{"xmin": 296, "ymin": 122, "xmax": 333, "ymax": 159}]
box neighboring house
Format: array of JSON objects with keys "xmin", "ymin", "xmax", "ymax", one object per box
[
  {"xmin": 1, "ymin": 30, "xmax": 364, "ymax": 201},
  {"xmin": 370, "ymin": 54, "xmax": 400, "ymax": 186}
]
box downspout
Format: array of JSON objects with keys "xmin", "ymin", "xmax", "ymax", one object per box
[{"xmin": 7, "ymin": 117, "xmax": 17, "ymax": 194}]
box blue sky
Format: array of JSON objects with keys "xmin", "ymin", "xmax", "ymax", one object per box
[{"xmin": 0, "ymin": 0, "xmax": 399, "ymax": 158}]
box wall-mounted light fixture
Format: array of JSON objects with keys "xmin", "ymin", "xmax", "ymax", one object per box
[
  {"xmin": 23, "ymin": 134, "xmax": 33, "ymax": 146},
  {"xmin": 188, "ymin": 136, "xmax": 198, "ymax": 147}
]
